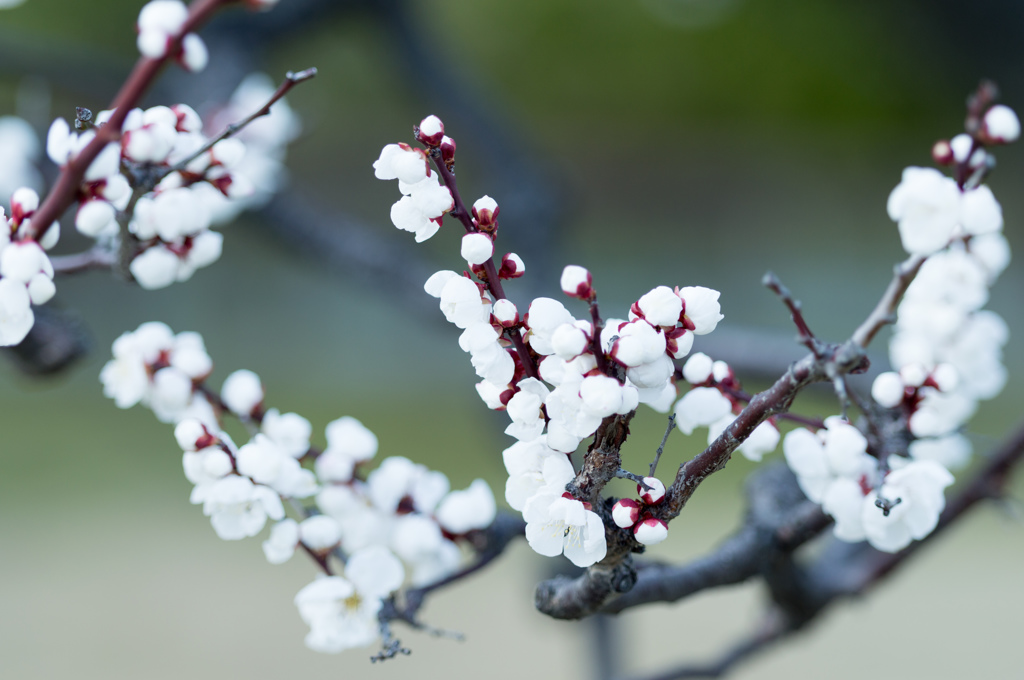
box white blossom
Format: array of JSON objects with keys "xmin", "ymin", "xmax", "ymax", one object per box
[
  {"xmin": 221, "ymin": 369, "xmax": 263, "ymax": 416},
  {"xmin": 983, "ymin": 104, "xmax": 1020, "ymax": 143},
  {"xmin": 435, "ymin": 479, "xmax": 497, "ymax": 534},
  {"xmin": 461, "ymin": 232, "xmax": 493, "ymax": 265},
  {"xmin": 263, "ymin": 519, "xmax": 299, "ymax": 564},
  {"xmin": 674, "ymin": 387, "xmax": 732, "ymax": 435},
  {"xmin": 862, "ymin": 461, "xmax": 954, "ymax": 553},
  {"xmin": 202, "ymin": 475, "xmax": 284, "ymax": 540},
  {"xmin": 299, "ymin": 515, "xmax": 342, "ymax": 551},
  {"xmin": 522, "ymin": 456, "xmax": 607, "ymax": 567}
]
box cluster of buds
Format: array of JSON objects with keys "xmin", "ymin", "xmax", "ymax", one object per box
[{"xmin": 611, "ymin": 476, "xmax": 669, "ymax": 545}]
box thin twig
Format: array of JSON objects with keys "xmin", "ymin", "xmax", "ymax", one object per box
[
  {"xmin": 166, "ymin": 67, "xmax": 317, "ymax": 177},
  {"xmin": 649, "ymin": 414, "xmax": 676, "ymax": 477},
  {"xmin": 849, "ymin": 254, "xmax": 925, "ymax": 348},
  {"xmin": 762, "ymin": 271, "xmax": 820, "ymax": 357}
]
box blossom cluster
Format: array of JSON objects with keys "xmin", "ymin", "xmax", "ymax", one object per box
[
  {"xmin": 783, "ymin": 101, "xmax": 1018, "ymax": 553},
  {"xmin": 102, "ymin": 322, "xmax": 497, "ymax": 654},
  {"xmin": 375, "ymin": 116, "xmax": 736, "ymax": 566},
  {"xmin": 45, "ymin": 82, "xmax": 297, "ymax": 290},
  {"xmin": 0, "ymin": 189, "xmax": 57, "ymax": 345}
]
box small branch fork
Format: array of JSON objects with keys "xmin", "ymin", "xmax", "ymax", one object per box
[{"xmin": 534, "ymin": 254, "xmax": 922, "ymax": 620}]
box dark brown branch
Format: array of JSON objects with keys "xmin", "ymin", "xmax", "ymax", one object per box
[{"xmin": 536, "ymin": 256, "xmax": 924, "ymax": 620}]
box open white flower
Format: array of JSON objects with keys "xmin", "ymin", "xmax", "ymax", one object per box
[
  {"xmin": 522, "ymin": 456, "xmax": 606, "ymax": 567},
  {"xmin": 294, "ymin": 545, "xmax": 405, "ymax": 654}
]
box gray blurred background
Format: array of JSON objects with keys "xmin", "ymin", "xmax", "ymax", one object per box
[{"xmin": 1, "ymin": 1, "xmax": 1023, "ymax": 678}]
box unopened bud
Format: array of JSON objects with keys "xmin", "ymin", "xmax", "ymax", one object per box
[
  {"xmin": 499, "ymin": 252, "xmax": 525, "ymax": 279},
  {"xmin": 492, "ymin": 298, "xmax": 519, "ymax": 327},
  {"xmin": 461, "ymin": 232, "xmax": 494, "ymax": 266},
  {"xmin": 982, "ymin": 104, "xmax": 1020, "ymax": 144},
  {"xmin": 560, "ymin": 265, "xmax": 593, "ymax": 299},
  {"xmin": 612, "ymin": 498, "xmax": 641, "ymax": 528},
  {"xmin": 416, "ymin": 115, "xmax": 445, "ymax": 147},
  {"xmin": 637, "ymin": 476, "xmax": 666, "ymax": 505},
  {"xmin": 633, "ymin": 517, "xmax": 669, "ymax": 545},
  {"xmin": 931, "ymin": 140, "xmax": 954, "ymax": 165},
  {"xmin": 439, "ymin": 135, "xmax": 456, "ymax": 166},
  {"xmin": 871, "ymin": 372, "xmax": 905, "ymax": 408},
  {"xmin": 473, "ymin": 196, "xmax": 499, "ymax": 231},
  {"xmin": 950, "ymin": 134, "xmax": 974, "ymax": 164}
]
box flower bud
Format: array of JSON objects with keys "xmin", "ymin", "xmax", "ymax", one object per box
[
  {"xmin": 439, "ymin": 135, "xmax": 456, "ymax": 165},
  {"xmin": 871, "ymin": 372, "xmax": 905, "ymax": 408},
  {"xmin": 633, "ymin": 517, "xmax": 669, "ymax": 545},
  {"xmin": 982, "ymin": 104, "xmax": 1020, "ymax": 143},
  {"xmin": 950, "ymin": 133, "xmax": 973, "ymax": 163},
  {"xmin": 473, "ymin": 196, "xmax": 499, "ymax": 231},
  {"xmin": 461, "ymin": 232, "xmax": 494, "ymax": 266},
  {"xmin": 174, "ymin": 418, "xmax": 209, "ymax": 451},
  {"xmin": 221, "ymin": 369, "xmax": 264, "ymax": 417},
  {"xmin": 416, "ymin": 115, "xmax": 445, "ymax": 147},
  {"xmin": 931, "ymin": 140, "xmax": 954, "ymax": 165},
  {"xmin": 681, "ymin": 352, "xmax": 713, "ymax": 384},
  {"xmin": 560, "ymin": 265, "xmax": 593, "ymax": 299},
  {"xmin": 492, "ymin": 298, "xmax": 519, "ymax": 327},
  {"xmin": 299, "ymin": 515, "xmax": 342, "ymax": 551},
  {"xmin": 498, "ymin": 252, "xmax": 525, "ymax": 279},
  {"xmin": 611, "ymin": 498, "xmax": 641, "ymax": 528},
  {"xmin": 637, "ymin": 476, "xmax": 666, "ymax": 505}
]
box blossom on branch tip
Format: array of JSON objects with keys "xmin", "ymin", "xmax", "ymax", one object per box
[{"xmin": 416, "ymin": 115, "xmax": 444, "ymax": 147}]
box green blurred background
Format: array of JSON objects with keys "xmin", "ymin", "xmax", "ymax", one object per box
[{"xmin": 1, "ymin": 1, "xmax": 1023, "ymax": 678}]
